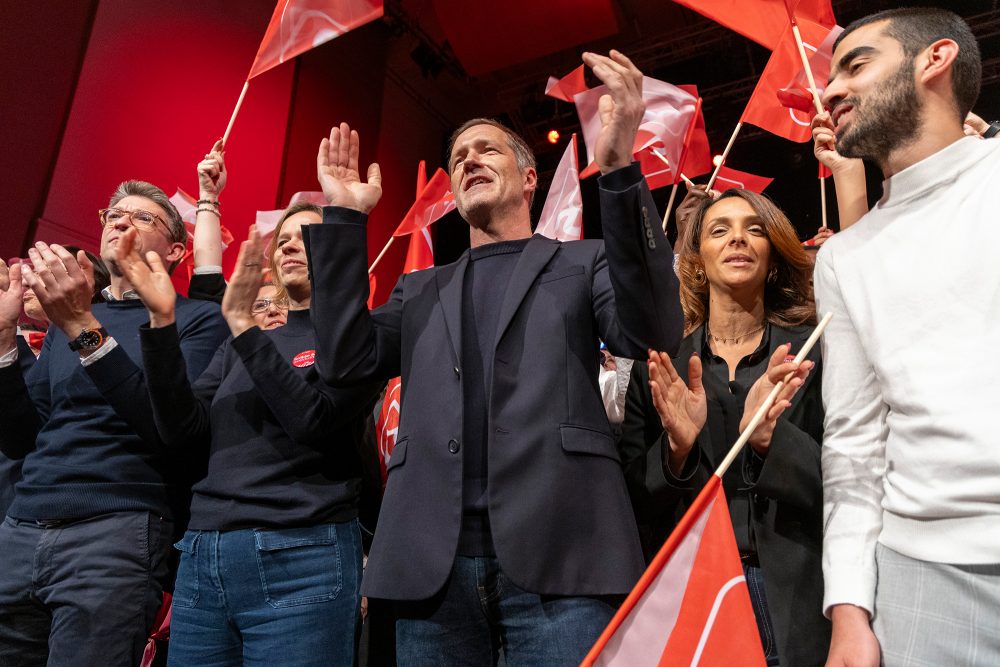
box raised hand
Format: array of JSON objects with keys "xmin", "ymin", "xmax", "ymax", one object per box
[
  {"xmin": 317, "ymin": 122, "xmax": 382, "ymax": 213},
  {"xmin": 581, "ymin": 50, "xmax": 645, "ymax": 175},
  {"xmin": 0, "ymin": 260, "xmax": 24, "ymax": 342},
  {"xmin": 114, "ymin": 228, "xmax": 177, "ymax": 327},
  {"xmin": 964, "ymin": 110, "xmax": 990, "ymax": 138},
  {"xmin": 648, "ymin": 350, "xmax": 707, "ymax": 475},
  {"xmin": 21, "ymin": 242, "xmax": 100, "ymax": 340},
  {"xmin": 221, "ymin": 225, "xmax": 265, "ymax": 337},
  {"xmin": 812, "ymin": 111, "xmax": 858, "ymax": 173},
  {"xmin": 198, "ymin": 139, "xmax": 227, "ymax": 199},
  {"xmin": 740, "ymin": 344, "xmax": 814, "ymax": 456},
  {"xmin": 675, "ymin": 185, "xmax": 717, "ymax": 242}
]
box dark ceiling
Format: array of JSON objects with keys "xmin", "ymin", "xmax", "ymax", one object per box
[{"xmin": 377, "ymin": 0, "xmax": 1000, "ymax": 259}]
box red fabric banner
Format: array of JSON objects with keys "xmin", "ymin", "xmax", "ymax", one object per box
[
  {"xmin": 673, "ymin": 0, "xmax": 835, "ymax": 50},
  {"xmin": 713, "ymin": 165, "xmax": 774, "ymax": 193},
  {"xmin": 392, "ymin": 168, "xmax": 456, "ymax": 237},
  {"xmin": 536, "ymin": 134, "xmax": 583, "ymax": 241}
]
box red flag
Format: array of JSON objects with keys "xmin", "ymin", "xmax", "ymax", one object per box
[
  {"xmin": 576, "ymin": 77, "xmax": 698, "ymax": 187},
  {"xmin": 713, "ymin": 166, "xmax": 774, "ymax": 193},
  {"xmin": 545, "ymin": 65, "xmax": 588, "ymax": 103},
  {"xmin": 392, "ymin": 169, "xmax": 456, "ymax": 237},
  {"xmin": 818, "ymin": 163, "xmax": 833, "ymax": 179},
  {"xmin": 415, "ymin": 159, "xmax": 428, "ymax": 197},
  {"xmin": 676, "ymin": 88, "xmax": 713, "ymax": 179},
  {"xmin": 247, "ymin": 0, "xmax": 384, "ymax": 79},
  {"xmin": 375, "ymin": 220, "xmax": 434, "ymax": 488},
  {"xmin": 674, "ymin": 0, "xmax": 835, "ymax": 50},
  {"xmin": 740, "ymin": 19, "xmax": 830, "ymax": 142},
  {"xmin": 777, "ymin": 24, "xmax": 844, "ymax": 112},
  {"xmin": 536, "ymin": 134, "xmax": 583, "ymax": 241},
  {"xmin": 582, "ymin": 476, "xmax": 765, "ymax": 666}
]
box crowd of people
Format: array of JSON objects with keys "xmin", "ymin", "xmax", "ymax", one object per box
[{"xmin": 0, "ymin": 7, "xmax": 997, "ymax": 667}]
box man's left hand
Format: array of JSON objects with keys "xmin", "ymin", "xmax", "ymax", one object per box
[
  {"xmin": 582, "ymin": 50, "xmax": 645, "ymax": 175},
  {"xmin": 22, "ymin": 242, "xmax": 100, "ymax": 340}
]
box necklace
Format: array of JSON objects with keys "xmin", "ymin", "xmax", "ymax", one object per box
[{"xmin": 707, "ymin": 323, "xmax": 765, "ymax": 345}]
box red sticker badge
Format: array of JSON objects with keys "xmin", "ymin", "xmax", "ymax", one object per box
[{"xmin": 292, "ymin": 350, "xmax": 316, "ymax": 368}]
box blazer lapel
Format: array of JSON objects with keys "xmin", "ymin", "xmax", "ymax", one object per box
[
  {"xmin": 435, "ymin": 252, "xmax": 470, "ymax": 365},
  {"xmin": 493, "ymin": 235, "xmax": 559, "ymax": 349}
]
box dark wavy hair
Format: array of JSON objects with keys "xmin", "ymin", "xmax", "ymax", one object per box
[{"xmin": 677, "ymin": 189, "xmax": 816, "ymax": 335}]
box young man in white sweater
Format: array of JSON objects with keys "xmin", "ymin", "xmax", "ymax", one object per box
[{"xmin": 815, "ymin": 8, "xmax": 1000, "ymax": 667}]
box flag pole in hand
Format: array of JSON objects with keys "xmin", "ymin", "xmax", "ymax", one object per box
[{"xmin": 713, "ymin": 312, "xmax": 832, "ymax": 478}]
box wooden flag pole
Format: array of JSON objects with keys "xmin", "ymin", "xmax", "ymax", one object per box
[
  {"xmin": 706, "ymin": 122, "xmax": 742, "ymax": 190},
  {"xmin": 820, "ymin": 175, "xmax": 829, "ymax": 228},
  {"xmin": 790, "ymin": 23, "xmax": 826, "ymax": 115},
  {"xmin": 650, "ymin": 148, "xmax": 696, "ymax": 188},
  {"xmin": 222, "ymin": 81, "xmax": 250, "ymax": 145},
  {"xmin": 713, "ymin": 312, "xmax": 832, "ymax": 478},
  {"xmin": 663, "ymin": 182, "xmax": 679, "ymax": 233},
  {"xmin": 368, "ymin": 236, "xmax": 395, "ymax": 274}
]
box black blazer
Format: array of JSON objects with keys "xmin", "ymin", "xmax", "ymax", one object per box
[
  {"xmin": 304, "ymin": 164, "xmax": 684, "ymax": 600},
  {"xmin": 620, "ymin": 324, "xmax": 831, "ymax": 666}
]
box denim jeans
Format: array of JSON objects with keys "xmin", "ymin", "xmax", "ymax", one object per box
[
  {"xmin": 0, "ymin": 512, "xmax": 173, "ymax": 667},
  {"xmin": 394, "ymin": 556, "xmax": 620, "ymax": 667},
  {"xmin": 744, "ymin": 562, "xmax": 780, "ymax": 667},
  {"xmin": 167, "ymin": 519, "xmax": 363, "ymax": 667}
]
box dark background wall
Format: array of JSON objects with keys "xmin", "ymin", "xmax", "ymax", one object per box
[{"xmin": 3, "ymin": 0, "xmax": 997, "ymax": 304}]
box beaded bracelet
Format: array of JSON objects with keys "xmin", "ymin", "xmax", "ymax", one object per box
[
  {"xmin": 196, "ymin": 207, "xmax": 221, "ymax": 218},
  {"xmin": 196, "ymin": 199, "xmax": 220, "ymax": 207}
]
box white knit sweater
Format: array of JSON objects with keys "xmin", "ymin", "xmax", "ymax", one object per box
[{"xmin": 815, "ymin": 136, "xmax": 1000, "ymax": 616}]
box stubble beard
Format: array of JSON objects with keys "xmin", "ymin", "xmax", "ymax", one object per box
[{"xmin": 836, "ymin": 61, "xmax": 923, "ymax": 164}]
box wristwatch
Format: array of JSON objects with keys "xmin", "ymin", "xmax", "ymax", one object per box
[
  {"xmin": 67, "ymin": 326, "xmax": 109, "ymax": 352},
  {"xmin": 984, "ymin": 121, "xmax": 1000, "ymax": 139}
]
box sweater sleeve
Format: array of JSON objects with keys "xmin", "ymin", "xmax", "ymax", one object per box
[
  {"xmin": 303, "ymin": 207, "xmax": 404, "ymax": 386},
  {"xmin": 139, "ymin": 322, "xmax": 221, "ymax": 450},
  {"xmin": 229, "ymin": 326, "xmax": 380, "ymax": 447},
  {"xmin": 814, "ymin": 250, "xmax": 889, "ymax": 618},
  {"xmin": 0, "ymin": 360, "xmax": 45, "ymax": 459}
]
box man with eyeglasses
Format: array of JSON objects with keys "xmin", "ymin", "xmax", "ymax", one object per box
[{"xmin": 0, "ymin": 180, "xmax": 228, "ymax": 666}]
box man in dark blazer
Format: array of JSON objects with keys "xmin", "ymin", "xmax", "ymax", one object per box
[{"xmin": 305, "ymin": 50, "xmax": 683, "ymax": 665}]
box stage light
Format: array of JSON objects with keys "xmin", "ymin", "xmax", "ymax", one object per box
[
  {"xmin": 547, "ymin": 130, "xmax": 560, "ymax": 144},
  {"xmin": 712, "ymin": 154, "xmax": 723, "ymax": 167}
]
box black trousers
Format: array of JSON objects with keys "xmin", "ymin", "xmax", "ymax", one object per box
[{"xmin": 0, "ymin": 511, "xmax": 173, "ymax": 667}]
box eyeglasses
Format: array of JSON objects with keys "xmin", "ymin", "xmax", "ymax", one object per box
[
  {"xmin": 251, "ymin": 297, "xmax": 288, "ymax": 314},
  {"xmin": 98, "ymin": 207, "xmax": 171, "ymax": 236}
]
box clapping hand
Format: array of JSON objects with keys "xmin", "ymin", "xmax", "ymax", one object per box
[
  {"xmin": 221, "ymin": 225, "xmax": 265, "ymax": 337},
  {"xmin": 740, "ymin": 344, "xmax": 814, "ymax": 456},
  {"xmin": 581, "ymin": 50, "xmax": 645, "ymax": 175},
  {"xmin": 648, "ymin": 350, "xmax": 707, "ymax": 476},
  {"xmin": 0, "ymin": 260, "xmax": 24, "ymax": 351},
  {"xmin": 317, "ymin": 122, "xmax": 382, "ymax": 214},
  {"xmin": 115, "ymin": 228, "xmax": 177, "ymax": 327},
  {"xmin": 21, "ymin": 243, "xmax": 99, "ymax": 340}
]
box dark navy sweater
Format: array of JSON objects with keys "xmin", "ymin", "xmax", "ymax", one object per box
[
  {"xmin": 0, "ymin": 297, "xmax": 227, "ymax": 521},
  {"xmin": 140, "ymin": 309, "xmax": 377, "ymax": 531}
]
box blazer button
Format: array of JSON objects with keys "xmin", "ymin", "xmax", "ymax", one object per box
[
  {"xmin": 448, "ymin": 439, "xmax": 460, "ymax": 453},
  {"xmin": 453, "ymin": 367, "xmax": 460, "ymax": 378}
]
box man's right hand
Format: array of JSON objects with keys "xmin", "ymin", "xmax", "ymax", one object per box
[
  {"xmin": 115, "ymin": 228, "xmax": 177, "ymax": 328},
  {"xmin": 317, "ymin": 122, "xmax": 382, "ymax": 214},
  {"xmin": 826, "ymin": 605, "xmax": 881, "ymax": 667},
  {"xmin": 812, "ymin": 112, "xmax": 861, "ymax": 174},
  {"xmin": 0, "ymin": 260, "xmax": 23, "ymax": 353}
]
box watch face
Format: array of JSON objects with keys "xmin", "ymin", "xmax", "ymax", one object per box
[{"xmin": 79, "ymin": 330, "xmax": 103, "ymax": 349}]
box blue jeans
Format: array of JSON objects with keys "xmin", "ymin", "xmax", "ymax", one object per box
[
  {"xmin": 744, "ymin": 562, "xmax": 780, "ymax": 666},
  {"xmin": 167, "ymin": 519, "xmax": 363, "ymax": 667},
  {"xmin": 395, "ymin": 556, "xmax": 620, "ymax": 666},
  {"xmin": 0, "ymin": 512, "xmax": 173, "ymax": 667}
]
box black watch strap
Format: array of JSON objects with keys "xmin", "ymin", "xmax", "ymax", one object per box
[
  {"xmin": 67, "ymin": 327, "xmax": 109, "ymax": 352},
  {"xmin": 984, "ymin": 121, "xmax": 1000, "ymax": 139}
]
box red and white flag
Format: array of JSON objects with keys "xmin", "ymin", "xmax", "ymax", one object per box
[
  {"xmin": 582, "ymin": 476, "xmax": 765, "ymax": 666},
  {"xmin": 255, "ymin": 191, "xmax": 328, "ymax": 238},
  {"xmin": 740, "ymin": 18, "xmax": 832, "ymax": 142},
  {"xmin": 636, "ymin": 93, "xmax": 712, "ymax": 190},
  {"xmin": 576, "ymin": 77, "xmax": 698, "ymax": 186},
  {"xmin": 777, "ymin": 24, "xmax": 844, "ymax": 112},
  {"xmin": 392, "ymin": 168, "xmax": 456, "ymax": 237},
  {"xmin": 673, "ymin": 0, "xmax": 835, "ymax": 50},
  {"xmin": 713, "ymin": 166, "xmax": 774, "ymax": 193},
  {"xmin": 545, "ymin": 65, "xmax": 588, "ymax": 103},
  {"xmin": 248, "ymin": 0, "xmax": 384, "ymax": 79},
  {"xmin": 536, "ymin": 134, "xmax": 583, "ymax": 242}
]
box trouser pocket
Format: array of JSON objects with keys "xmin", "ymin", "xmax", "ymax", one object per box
[{"xmin": 254, "ymin": 524, "xmax": 343, "ymax": 608}]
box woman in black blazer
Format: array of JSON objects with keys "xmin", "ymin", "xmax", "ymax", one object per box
[{"xmin": 619, "ymin": 188, "xmax": 829, "ymax": 666}]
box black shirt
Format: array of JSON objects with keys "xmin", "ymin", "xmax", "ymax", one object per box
[
  {"xmin": 698, "ymin": 323, "xmax": 771, "ymax": 554},
  {"xmin": 457, "ymin": 237, "xmax": 531, "ymax": 556}
]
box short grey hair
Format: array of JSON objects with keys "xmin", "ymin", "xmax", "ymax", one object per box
[
  {"xmin": 447, "ymin": 118, "xmax": 537, "ymax": 206},
  {"xmin": 109, "ymin": 180, "xmax": 187, "ymax": 246}
]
